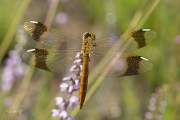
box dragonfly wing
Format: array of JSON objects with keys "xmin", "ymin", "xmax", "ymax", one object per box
[
  {"xmin": 24, "ymin": 21, "xmax": 82, "ymax": 50},
  {"xmin": 94, "ymin": 29, "xmax": 157, "ymax": 53},
  {"xmin": 89, "ymin": 53, "xmax": 153, "ymax": 77},
  {"xmin": 22, "ymin": 48, "xmax": 80, "ymax": 73}
]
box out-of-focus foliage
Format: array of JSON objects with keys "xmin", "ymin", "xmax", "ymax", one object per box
[{"xmin": 0, "ymin": 0, "xmax": 180, "ymax": 120}]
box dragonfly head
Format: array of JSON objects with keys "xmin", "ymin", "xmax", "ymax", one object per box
[{"xmin": 83, "ymin": 32, "xmax": 96, "ymax": 47}]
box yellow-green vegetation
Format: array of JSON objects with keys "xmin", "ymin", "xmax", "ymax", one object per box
[{"xmin": 0, "ymin": 0, "xmax": 180, "ymax": 120}]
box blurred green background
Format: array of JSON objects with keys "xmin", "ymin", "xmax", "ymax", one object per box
[{"xmin": 0, "ymin": 0, "xmax": 180, "ymax": 120}]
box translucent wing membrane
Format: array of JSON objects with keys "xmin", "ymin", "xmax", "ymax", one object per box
[
  {"xmin": 24, "ymin": 21, "xmax": 82, "ymax": 50},
  {"xmin": 22, "ymin": 21, "xmax": 156, "ymax": 110},
  {"xmin": 24, "ymin": 21, "xmax": 156, "ymax": 53},
  {"xmin": 90, "ymin": 53, "xmax": 153, "ymax": 77},
  {"xmin": 95, "ymin": 29, "xmax": 157, "ymax": 53},
  {"xmin": 22, "ymin": 49, "xmax": 153, "ymax": 77},
  {"xmin": 23, "ymin": 21, "xmax": 156, "ymax": 76},
  {"xmin": 22, "ymin": 48, "xmax": 80, "ymax": 73}
]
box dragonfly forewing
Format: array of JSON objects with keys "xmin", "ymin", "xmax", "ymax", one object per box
[
  {"xmin": 24, "ymin": 21, "xmax": 82, "ymax": 50},
  {"xmin": 94, "ymin": 29, "xmax": 157, "ymax": 53}
]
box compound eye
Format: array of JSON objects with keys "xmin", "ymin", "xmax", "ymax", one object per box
[{"xmin": 83, "ymin": 32, "xmax": 91, "ymax": 39}]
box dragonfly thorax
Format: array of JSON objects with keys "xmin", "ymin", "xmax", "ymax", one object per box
[{"xmin": 81, "ymin": 32, "xmax": 96, "ymax": 57}]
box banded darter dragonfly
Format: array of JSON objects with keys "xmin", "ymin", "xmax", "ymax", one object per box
[{"xmin": 22, "ymin": 21, "xmax": 157, "ymax": 109}]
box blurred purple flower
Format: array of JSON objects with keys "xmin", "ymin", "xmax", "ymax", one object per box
[
  {"xmin": 60, "ymin": 83, "xmax": 69, "ymax": 91},
  {"xmin": 74, "ymin": 59, "xmax": 82, "ymax": 64},
  {"xmin": 67, "ymin": 117, "xmax": 75, "ymax": 120},
  {"xmin": 175, "ymin": 35, "xmax": 180, "ymax": 44},
  {"xmin": 144, "ymin": 87, "xmax": 167, "ymax": 120},
  {"xmin": 1, "ymin": 26, "xmax": 27, "ymax": 92},
  {"xmin": 56, "ymin": 97, "xmax": 64, "ymax": 105},
  {"xmin": 52, "ymin": 52, "xmax": 82, "ymax": 119},
  {"xmin": 58, "ymin": 102, "xmax": 67, "ymax": 110},
  {"xmin": 68, "ymin": 85, "xmax": 74, "ymax": 93},
  {"xmin": 52, "ymin": 109, "xmax": 60, "ymax": 117},
  {"xmin": 63, "ymin": 77, "xmax": 72, "ymax": 81},
  {"xmin": 69, "ymin": 96, "xmax": 78, "ymax": 108},
  {"xmin": 55, "ymin": 97, "xmax": 67, "ymax": 110},
  {"xmin": 59, "ymin": 110, "xmax": 68, "ymax": 119},
  {"xmin": 74, "ymin": 79, "xmax": 80, "ymax": 87},
  {"xmin": 69, "ymin": 65, "xmax": 77, "ymax": 72},
  {"xmin": 56, "ymin": 12, "xmax": 68, "ymax": 25}
]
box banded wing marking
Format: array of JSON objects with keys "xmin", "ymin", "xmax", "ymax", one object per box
[
  {"xmin": 89, "ymin": 53, "xmax": 153, "ymax": 77},
  {"xmin": 24, "ymin": 21, "xmax": 82, "ymax": 50},
  {"xmin": 22, "ymin": 48, "xmax": 80, "ymax": 73},
  {"xmin": 94, "ymin": 29, "xmax": 157, "ymax": 53}
]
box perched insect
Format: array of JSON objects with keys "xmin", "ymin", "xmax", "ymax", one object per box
[{"xmin": 22, "ymin": 21, "xmax": 157, "ymax": 109}]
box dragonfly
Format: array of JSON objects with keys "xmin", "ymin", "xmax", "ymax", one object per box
[{"xmin": 22, "ymin": 21, "xmax": 157, "ymax": 109}]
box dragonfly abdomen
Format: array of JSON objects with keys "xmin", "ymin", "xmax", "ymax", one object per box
[{"xmin": 79, "ymin": 56, "xmax": 89, "ymax": 109}]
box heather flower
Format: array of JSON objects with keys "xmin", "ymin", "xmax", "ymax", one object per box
[
  {"xmin": 52, "ymin": 109, "xmax": 60, "ymax": 117},
  {"xmin": 144, "ymin": 87, "xmax": 167, "ymax": 120},
  {"xmin": 60, "ymin": 83, "xmax": 69, "ymax": 91},
  {"xmin": 52, "ymin": 109, "xmax": 75, "ymax": 120},
  {"xmin": 59, "ymin": 110, "xmax": 68, "ymax": 119},
  {"xmin": 69, "ymin": 96, "xmax": 78, "ymax": 108},
  {"xmin": 56, "ymin": 12, "xmax": 68, "ymax": 25},
  {"xmin": 52, "ymin": 52, "xmax": 82, "ymax": 120},
  {"xmin": 1, "ymin": 26, "xmax": 27, "ymax": 92},
  {"xmin": 175, "ymin": 35, "xmax": 180, "ymax": 44}
]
